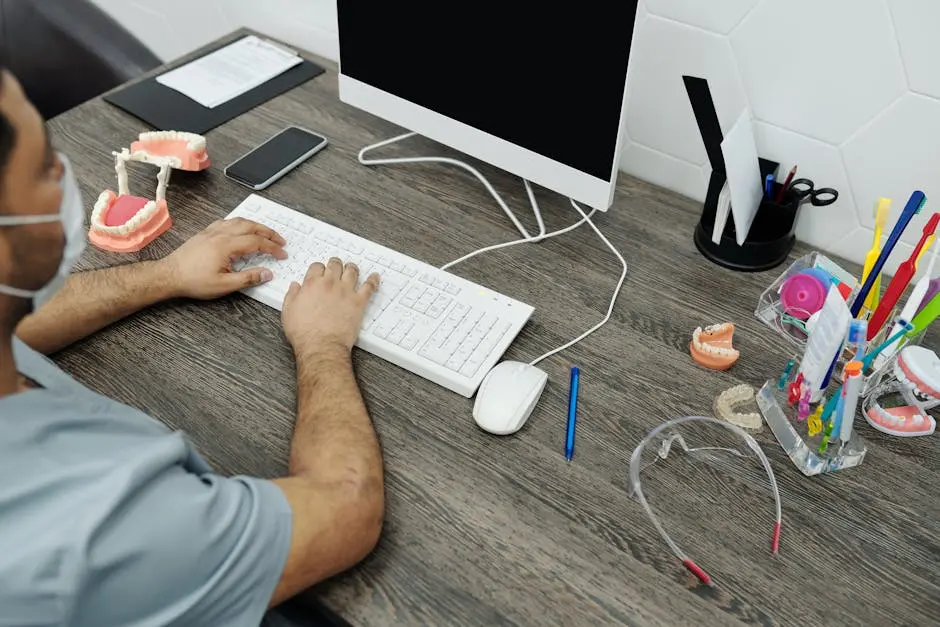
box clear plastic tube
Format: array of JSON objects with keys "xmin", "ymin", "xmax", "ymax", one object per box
[{"xmin": 628, "ymin": 416, "xmax": 783, "ymax": 586}]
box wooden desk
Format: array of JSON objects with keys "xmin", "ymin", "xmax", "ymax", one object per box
[{"xmin": 48, "ymin": 30, "xmax": 939, "ymax": 626}]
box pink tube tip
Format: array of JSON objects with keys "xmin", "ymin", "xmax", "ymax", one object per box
[{"xmin": 682, "ymin": 559, "xmax": 713, "ymax": 586}]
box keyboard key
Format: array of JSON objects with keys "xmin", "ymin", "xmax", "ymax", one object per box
[
  {"xmin": 400, "ymin": 285, "xmax": 425, "ymax": 308},
  {"xmin": 413, "ymin": 290, "xmax": 438, "ymax": 314},
  {"xmin": 387, "ymin": 320, "xmax": 413, "ymax": 345}
]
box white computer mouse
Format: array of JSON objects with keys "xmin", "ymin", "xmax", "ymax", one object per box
[{"xmin": 472, "ymin": 360, "xmax": 549, "ymax": 435}]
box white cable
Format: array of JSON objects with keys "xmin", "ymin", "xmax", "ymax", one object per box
[
  {"xmin": 528, "ymin": 199, "xmax": 627, "ymax": 367},
  {"xmin": 358, "ymin": 132, "xmax": 543, "ymax": 240},
  {"xmin": 440, "ymin": 207, "xmax": 596, "ymax": 271},
  {"xmin": 357, "ymin": 132, "xmax": 627, "ymax": 369}
]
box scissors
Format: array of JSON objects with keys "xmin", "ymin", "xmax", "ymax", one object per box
[{"xmin": 788, "ymin": 178, "xmax": 839, "ymax": 206}]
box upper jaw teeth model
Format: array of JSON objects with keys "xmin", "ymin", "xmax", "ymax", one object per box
[
  {"xmin": 89, "ymin": 131, "xmax": 210, "ymax": 253},
  {"xmin": 863, "ymin": 345, "xmax": 939, "ymax": 437},
  {"xmin": 690, "ymin": 323, "xmax": 740, "ymax": 371}
]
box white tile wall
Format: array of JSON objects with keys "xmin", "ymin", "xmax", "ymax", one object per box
[{"xmin": 91, "ymin": 0, "xmax": 940, "ymax": 274}]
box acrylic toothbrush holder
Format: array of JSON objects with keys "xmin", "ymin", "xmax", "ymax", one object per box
[
  {"xmin": 756, "ymin": 377, "xmax": 868, "ymax": 476},
  {"xmin": 754, "ymin": 251, "xmax": 860, "ymax": 348}
]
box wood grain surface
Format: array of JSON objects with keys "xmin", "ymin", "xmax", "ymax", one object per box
[{"xmin": 46, "ymin": 29, "xmax": 939, "ymax": 627}]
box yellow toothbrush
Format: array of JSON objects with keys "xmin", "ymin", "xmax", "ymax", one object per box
[
  {"xmin": 917, "ymin": 235, "xmax": 935, "ymax": 267},
  {"xmin": 860, "ymin": 198, "xmax": 891, "ymax": 315}
]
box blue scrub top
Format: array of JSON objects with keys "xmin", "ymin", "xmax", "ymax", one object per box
[{"xmin": 0, "ymin": 337, "xmax": 293, "ymax": 626}]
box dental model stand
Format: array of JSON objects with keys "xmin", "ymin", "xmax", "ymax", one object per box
[
  {"xmin": 863, "ymin": 346, "xmax": 939, "ymax": 437},
  {"xmin": 89, "ymin": 131, "xmax": 209, "ymax": 253}
]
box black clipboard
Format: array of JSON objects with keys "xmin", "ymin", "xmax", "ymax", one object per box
[{"xmin": 104, "ymin": 43, "xmax": 325, "ymax": 134}]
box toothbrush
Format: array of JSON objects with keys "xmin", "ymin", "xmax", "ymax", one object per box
[
  {"xmin": 825, "ymin": 192, "xmax": 926, "ymax": 392},
  {"xmin": 867, "ymin": 211, "xmax": 940, "ymax": 340},
  {"xmin": 850, "ymin": 191, "xmax": 927, "ymax": 318},
  {"xmin": 861, "ymin": 320, "xmax": 913, "ymax": 371},
  {"xmin": 876, "ymin": 222, "xmax": 940, "ymax": 367},
  {"xmin": 860, "ymin": 198, "xmax": 892, "ymax": 315},
  {"xmin": 917, "ymin": 235, "xmax": 935, "ymax": 266}
]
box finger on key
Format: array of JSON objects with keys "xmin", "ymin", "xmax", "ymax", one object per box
[
  {"xmin": 359, "ymin": 272, "xmax": 381, "ymax": 300},
  {"xmin": 304, "ymin": 261, "xmax": 326, "ymax": 283},
  {"xmin": 222, "ymin": 217, "xmax": 286, "ymax": 245},
  {"xmin": 327, "ymin": 257, "xmax": 343, "ymax": 278},
  {"xmin": 342, "ymin": 262, "xmax": 359, "ymax": 286},
  {"xmin": 229, "ymin": 234, "xmax": 287, "ymax": 260}
]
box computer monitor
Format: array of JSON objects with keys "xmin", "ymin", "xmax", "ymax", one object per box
[{"xmin": 336, "ymin": 4, "xmax": 639, "ymax": 211}]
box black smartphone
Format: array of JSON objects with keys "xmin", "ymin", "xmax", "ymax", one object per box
[{"xmin": 224, "ymin": 126, "xmax": 328, "ymax": 190}]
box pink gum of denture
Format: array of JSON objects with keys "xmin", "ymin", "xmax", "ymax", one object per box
[
  {"xmin": 865, "ymin": 405, "xmax": 936, "ymax": 435},
  {"xmin": 130, "ymin": 136, "xmax": 210, "ymax": 171},
  {"xmin": 88, "ymin": 191, "xmax": 172, "ymax": 253}
]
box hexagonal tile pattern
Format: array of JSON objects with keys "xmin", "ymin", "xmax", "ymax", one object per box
[
  {"xmin": 731, "ymin": 0, "xmax": 906, "ymax": 145},
  {"xmin": 752, "ymin": 122, "xmax": 857, "ymax": 250},
  {"xmin": 828, "ymin": 227, "xmax": 927, "ymax": 280},
  {"xmin": 645, "ymin": 0, "xmax": 759, "ymax": 35},
  {"xmin": 619, "ymin": 138, "xmax": 707, "ymax": 202},
  {"xmin": 889, "ymin": 0, "xmax": 940, "ymax": 99},
  {"xmin": 842, "ymin": 94, "xmax": 940, "ymax": 248},
  {"xmin": 625, "ymin": 16, "xmax": 747, "ymax": 166}
]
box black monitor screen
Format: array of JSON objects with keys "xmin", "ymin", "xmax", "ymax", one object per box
[{"xmin": 337, "ymin": 4, "xmax": 639, "ymax": 181}]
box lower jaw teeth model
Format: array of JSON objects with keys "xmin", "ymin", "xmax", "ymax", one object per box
[{"xmin": 863, "ymin": 345, "xmax": 939, "ymax": 437}]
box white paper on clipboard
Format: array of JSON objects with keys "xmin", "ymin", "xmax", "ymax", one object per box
[{"xmin": 156, "ymin": 36, "xmax": 302, "ymax": 108}]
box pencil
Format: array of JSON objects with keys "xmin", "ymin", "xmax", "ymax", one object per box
[{"xmin": 775, "ymin": 165, "xmax": 797, "ymax": 203}]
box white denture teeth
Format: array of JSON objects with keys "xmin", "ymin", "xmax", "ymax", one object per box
[
  {"xmin": 691, "ymin": 326, "xmax": 739, "ymax": 357},
  {"xmin": 138, "ymin": 130, "xmax": 207, "ymax": 151}
]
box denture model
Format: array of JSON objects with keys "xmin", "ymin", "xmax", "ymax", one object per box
[
  {"xmin": 89, "ymin": 131, "xmax": 210, "ymax": 253},
  {"xmin": 690, "ymin": 323, "xmax": 740, "ymax": 371},
  {"xmin": 863, "ymin": 345, "xmax": 939, "ymax": 437}
]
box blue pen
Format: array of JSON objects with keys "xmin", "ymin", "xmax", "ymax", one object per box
[
  {"xmin": 765, "ymin": 174, "xmax": 774, "ymax": 199},
  {"xmin": 565, "ymin": 366, "xmax": 580, "ymax": 461}
]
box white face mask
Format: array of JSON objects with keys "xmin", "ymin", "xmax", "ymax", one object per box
[{"xmin": 0, "ymin": 152, "xmax": 86, "ymax": 310}]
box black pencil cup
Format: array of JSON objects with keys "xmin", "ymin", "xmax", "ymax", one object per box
[{"xmin": 693, "ymin": 158, "xmax": 802, "ymax": 272}]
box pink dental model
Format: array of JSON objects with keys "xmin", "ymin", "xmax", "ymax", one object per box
[{"xmin": 89, "ymin": 132, "xmax": 209, "ymax": 253}]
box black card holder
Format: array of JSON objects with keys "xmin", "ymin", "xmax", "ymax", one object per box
[
  {"xmin": 104, "ymin": 38, "xmax": 325, "ymax": 135},
  {"xmin": 684, "ymin": 76, "xmax": 801, "ymax": 272}
]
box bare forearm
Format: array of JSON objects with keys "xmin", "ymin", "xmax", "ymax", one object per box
[
  {"xmin": 290, "ymin": 345, "xmax": 383, "ymax": 490},
  {"xmin": 15, "ymin": 261, "xmax": 175, "ymax": 354}
]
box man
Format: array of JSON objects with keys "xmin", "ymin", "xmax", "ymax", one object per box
[{"xmin": 0, "ymin": 68, "xmax": 385, "ymax": 626}]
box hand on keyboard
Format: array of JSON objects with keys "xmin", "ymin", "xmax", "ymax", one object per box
[
  {"xmin": 226, "ymin": 195, "xmax": 535, "ymax": 397},
  {"xmin": 162, "ymin": 217, "xmax": 287, "ymax": 299},
  {"xmin": 282, "ymin": 257, "xmax": 381, "ymax": 355}
]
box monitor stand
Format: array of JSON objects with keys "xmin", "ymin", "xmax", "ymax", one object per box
[{"xmin": 357, "ymin": 131, "xmax": 541, "ymax": 240}]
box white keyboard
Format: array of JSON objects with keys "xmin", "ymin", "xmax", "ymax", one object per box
[{"xmin": 226, "ymin": 194, "xmax": 534, "ymax": 397}]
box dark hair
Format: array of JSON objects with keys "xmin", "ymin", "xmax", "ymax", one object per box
[{"xmin": 0, "ymin": 69, "xmax": 14, "ymax": 180}]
